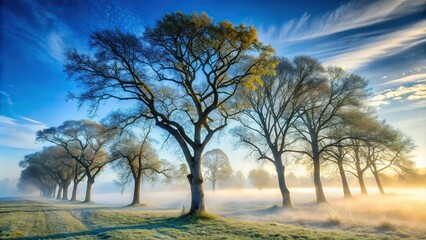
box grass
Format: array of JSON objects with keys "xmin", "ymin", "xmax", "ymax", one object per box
[
  {"xmin": 324, "ymin": 209, "xmax": 343, "ymax": 226},
  {"xmin": 0, "ymin": 199, "xmax": 422, "ymax": 239}
]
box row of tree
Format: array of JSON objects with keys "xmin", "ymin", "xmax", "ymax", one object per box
[
  {"xmin": 19, "ymin": 120, "xmax": 235, "ymax": 205},
  {"xmin": 233, "ymin": 56, "xmax": 415, "ymax": 207},
  {"xmin": 19, "ymin": 12, "xmax": 416, "ymax": 215}
]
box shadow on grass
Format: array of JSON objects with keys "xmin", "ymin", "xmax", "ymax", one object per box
[{"xmin": 13, "ymin": 216, "xmax": 202, "ymax": 240}]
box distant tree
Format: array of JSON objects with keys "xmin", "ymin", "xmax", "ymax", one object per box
[
  {"xmin": 37, "ymin": 120, "xmax": 115, "ymax": 202},
  {"xmin": 366, "ymin": 121, "xmax": 415, "ymax": 194},
  {"xmin": 234, "ymin": 56, "xmax": 323, "ymax": 207},
  {"xmin": 19, "ymin": 146, "xmax": 75, "ymax": 200},
  {"xmin": 232, "ymin": 170, "xmax": 246, "ymax": 189},
  {"xmin": 344, "ymin": 113, "xmax": 384, "ymax": 195},
  {"xmin": 64, "ymin": 12, "xmax": 276, "ymax": 214},
  {"xmin": 19, "ymin": 161, "xmax": 57, "ymax": 198},
  {"xmin": 111, "ymin": 126, "xmax": 170, "ymax": 206},
  {"xmin": 202, "ymin": 149, "xmax": 232, "ymax": 191},
  {"xmin": 294, "ymin": 66, "xmax": 369, "ymax": 203},
  {"xmin": 248, "ymin": 168, "xmax": 272, "ymax": 190},
  {"xmin": 173, "ymin": 163, "xmax": 189, "ymax": 186}
]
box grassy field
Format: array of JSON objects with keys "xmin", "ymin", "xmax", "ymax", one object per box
[{"xmin": 1, "ymin": 198, "xmax": 424, "ymax": 239}]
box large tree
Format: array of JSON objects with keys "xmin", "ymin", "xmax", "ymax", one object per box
[
  {"xmin": 64, "ymin": 12, "xmax": 275, "ymax": 214},
  {"xmin": 202, "ymin": 148, "xmax": 232, "ymax": 192},
  {"xmin": 37, "ymin": 120, "xmax": 113, "ymax": 202},
  {"xmin": 234, "ymin": 56, "xmax": 323, "ymax": 207},
  {"xmin": 294, "ymin": 66, "xmax": 369, "ymax": 203}
]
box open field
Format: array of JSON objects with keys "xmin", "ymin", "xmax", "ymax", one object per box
[{"xmin": 1, "ymin": 189, "xmax": 425, "ymax": 240}]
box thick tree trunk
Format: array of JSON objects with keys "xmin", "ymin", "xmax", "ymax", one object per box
[
  {"xmin": 62, "ymin": 181, "xmax": 71, "ymax": 200},
  {"xmin": 212, "ymin": 180, "xmax": 216, "ymax": 192},
  {"xmin": 187, "ymin": 152, "xmax": 205, "ymax": 214},
  {"xmin": 337, "ymin": 162, "xmax": 352, "ymax": 198},
  {"xmin": 83, "ymin": 178, "xmax": 94, "ymax": 203},
  {"xmin": 275, "ymin": 162, "xmax": 292, "ymax": 207},
  {"xmin": 70, "ymin": 181, "xmax": 79, "ymax": 201},
  {"xmin": 372, "ymin": 171, "xmax": 385, "ymax": 195},
  {"xmin": 56, "ymin": 186, "xmax": 62, "ymax": 200},
  {"xmin": 131, "ymin": 175, "xmax": 142, "ymax": 205}
]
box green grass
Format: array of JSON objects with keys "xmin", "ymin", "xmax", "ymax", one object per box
[{"xmin": 0, "ymin": 199, "xmax": 420, "ymax": 239}]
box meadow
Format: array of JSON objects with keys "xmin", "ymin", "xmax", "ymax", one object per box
[{"xmin": 1, "ymin": 188, "xmax": 425, "ymax": 239}]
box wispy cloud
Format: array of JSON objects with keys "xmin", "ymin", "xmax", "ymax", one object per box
[
  {"xmin": 324, "ymin": 20, "xmax": 426, "ymax": 70},
  {"xmin": 0, "ymin": 91, "xmax": 13, "ymax": 107},
  {"xmin": 0, "ymin": 115, "xmax": 47, "ymax": 149},
  {"xmin": 3, "ymin": 1, "xmax": 72, "ymax": 64},
  {"xmin": 369, "ymin": 80, "xmax": 426, "ymax": 107},
  {"xmin": 381, "ymin": 73, "xmax": 426, "ymax": 85},
  {"xmin": 20, "ymin": 117, "xmax": 43, "ymax": 125},
  {"xmin": 258, "ymin": 0, "xmax": 423, "ymax": 45}
]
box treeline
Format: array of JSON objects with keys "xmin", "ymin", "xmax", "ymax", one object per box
[{"xmin": 18, "ymin": 12, "xmax": 418, "ymax": 214}]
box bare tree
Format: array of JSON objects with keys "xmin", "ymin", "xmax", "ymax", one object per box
[
  {"xmin": 202, "ymin": 149, "xmax": 232, "ymax": 192},
  {"xmin": 111, "ymin": 126, "xmax": 170, "ymax": 206},
  {"xmin": 36, "ymin": 120, "xmax": 114, "ymax": 202},
  {"xmin": 294, "ymin": 66, "xmax": 369, "ymax": 203},
  {"xmin": 234, "ymin": 56, "xmax": 324, "ymax": 207},
  {"xmin": 324, "ymin": 144, "xmax": 352, "ymax": 198},
  {"xmin": 365, "ymin": 121, "xmax": 415, "ymax": 194},
  {"xmin": 64, "ymin": 12, "xmax": 275, "ymax": 214}
]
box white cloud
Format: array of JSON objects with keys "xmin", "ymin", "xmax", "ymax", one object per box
[
  {"xmin": 0, "ymin": 115, "xmax": 47, "ymax": 149},
  {"xmin": 258, "ymin": 0, "xmax": 423, "ymax": 45},
  {"xmin": 20, "ymin": 117, "xmax": 43, "ymax": 125},
  {"xmin": 369, "ymin": 81, "xmax": 426, "ymax": 107},
  {"xmin": 324, "ymin": 20, "xmax": 426, "ymax": 70},
  {"xmin": 381, "ymin": 73, "xmax": 426, "ymax": 85}
]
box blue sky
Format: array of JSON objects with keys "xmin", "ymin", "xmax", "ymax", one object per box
[{"xmin": 0, "ymin": 0, "xmax": 425, "ymax": 184}]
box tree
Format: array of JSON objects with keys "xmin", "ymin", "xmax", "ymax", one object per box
[
  {"xmin": 111, "ymin": 126, "xmax": 169, "ymax": 206},
  {"xmin": 294, "ymin": 66, "xmax": 369, "ymax": 203},
  {"xmin": 36, "ymin": 120, "xmax": 114, "ymax": 203},
  {"xmin": 234, "ymin": 56, "xmax": 324, "ymax": 207},
  {"xmin": 64, "ymin": 12, "xmax": 275, "ymax": 214},
  {"xmin": 365, "ymin": 121, "xmax": 415, "ymax": 194},
  {"xmin": 19, "ymin": 160, "xmax": 57, "ymax": 198},
  {"xmin": 202, "ymin": 149, "xmax": 232, "ymax": 191},
  {"xmin": 19, "ymin": 146, "xmax": 75, "ymax": 200},
  {"xmin": 68, "ymin": 161, "xmax": 86, "ymax": 201},
  {"xmin": 248, "ymin": 168, "xmax": 272, "ymax": 190}
]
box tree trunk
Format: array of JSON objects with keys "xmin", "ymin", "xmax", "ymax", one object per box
[
  {"xmin": 357, "ymin": 172, "xmax": 368, "ymax": 195},
  {"xmin": 275, "ymin": 162, "xmax": 292, "ymax": 207},
  {"xmin": 372, "ymin": 171, "xmax": 385, "ymax": 195},
  {"xmin": 313, "ymin": 155, "xmax": 327, "ymax": 203},
  {"xmin": 70, "ymin": 181, "xmax": 79, "ymax": 201},
  {"xmin": 83, "ymin": 178, "xmax": 94, "ymax": 203},
  {"xmin": 62, "ymin": 181, "xmax": 70, "ymax": 200},
  {"xmin": 337, "ymin": 162, "xmax": 352, "ymax": 198},
  {"xmin": 131, "ymin": 175, "xmax": 142, "ymax": 205},
  {"xmin": 212, "ymin": 180, "xmax": 216, "ymax": 192},
  {"xmin": 56, "ymin": 186, "xmax": 62, "ymax": 200},
  {"xmin": 187, "ymin": 152, "xmax": 205, "ymax": 214}
]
